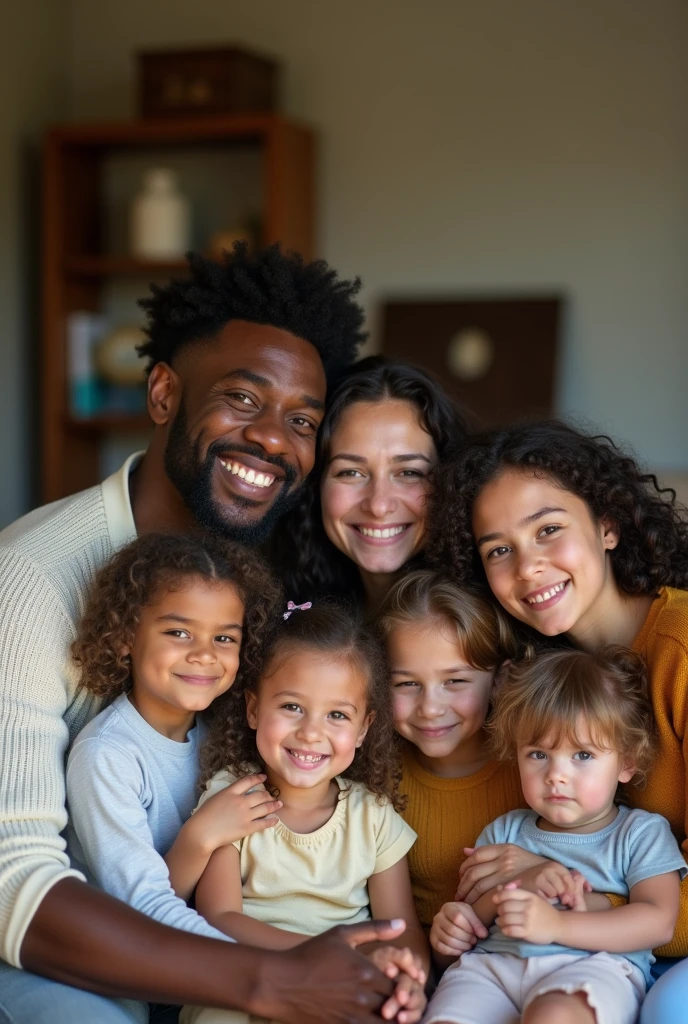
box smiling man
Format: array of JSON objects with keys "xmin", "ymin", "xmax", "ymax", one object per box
[
  {"xmin": 0, "ymin": 244, "xmax": 407, "ymax": 1024},
  {"xmin": 132, "ymin": 244, "xmax": 365, "ymax": 543}
]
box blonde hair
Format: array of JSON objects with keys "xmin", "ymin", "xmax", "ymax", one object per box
[
  {"xmin": 376, "ymin": 569, "xmax": 522, "ymax": 670},
  {"xmin": 489, "ymin": 646, "xmax": 656, "ymax": 786}
]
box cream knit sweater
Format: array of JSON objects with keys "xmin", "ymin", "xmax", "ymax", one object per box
[{"xmin": 0, "ymin": 454, "xmax": 139, "ymax": 967}]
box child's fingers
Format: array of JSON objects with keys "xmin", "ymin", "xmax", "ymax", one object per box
[
  {"xmin": 246, "ymin": 814, "xmax": 280, "ymax": 834},
  {"xmin": 225, "ymin": 773, "xmax": 267, "ymax": 794},
  {"xmin": 438, "ymin": 919, "xmax": 474, "ymax": 944},
  {"xmin": 249, "ymin": 796, "xmax": 282, "ymax": 818},
  {"xmin": 432, "ymin": 922, "xmax": 476, "ymax": 953},
  {"xmin": 500, "ymin": 923, "xmax": 528, "ymax": 939},
  {"xmin": 391, "ymin": 971, "xmax": 414, "ymax": 1007},
  {"xmin": 432, "ymin": 934, "xmax": 475, "ymax": 956},
  {"xmin": 385, "ymin": 946, "xmax": 422, "ymax": 980},
  {"xmin": 492, "ymin": 885, "xmax": 526, "ymax": 908},
  {"xmin": 397, "ymin": 982, "xmax": 427, "ymax": 1024}
]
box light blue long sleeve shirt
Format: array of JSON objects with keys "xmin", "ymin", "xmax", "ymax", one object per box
[{"xmin": 66, "ymin": 693, "xmax": 231, "ymax": 943}]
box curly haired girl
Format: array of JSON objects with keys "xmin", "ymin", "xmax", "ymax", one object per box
[
  {"xmin": 427, "ymin": 419, "xmax": 688, "ymax": 1022},
  {"xmin": 66, "ymin": 532, "xmax": 283, "ymax": 952},
  {"xmin": 175, "ymin": 601, "xmax": 429, "ymax": 1024}
]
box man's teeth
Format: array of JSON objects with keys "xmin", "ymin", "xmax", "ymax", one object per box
[
  {"xmin": 219, "ymin": 459, "xmax": 275, "ymax": 488},
  {"xmin": 289, "ymin": 750, "xmax": 326, "ymax": 763},
  {"xmin": 358, "ymin": 525, "xmax": 406, "ymax": 539},
  {"xmin": 526, "ymin": 582, "xmax": 567, "ymax": 604}
]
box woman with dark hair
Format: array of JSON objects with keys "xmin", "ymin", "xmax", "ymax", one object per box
[
  {"xmin": 272, "ymin": 356, "xmax": 469, "ymax": 609},
  {"xmin": 426, "ymin": 419, "xmax": 688, "ymax": 1022}
]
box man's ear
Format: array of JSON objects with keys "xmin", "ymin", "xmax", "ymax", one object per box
[
  {"xmin": 355, "ymin": 710, "xmax": 376, "ymax": 748},
  {"xmin": 245, "ymin": 690, "xmax": 258, "ymax": 730},
  {"xmin": 147, "ymin": 362, "xmax": 180, "ymax": 426},
  {"xmin": 601, "ymin": 517, "xmax": 620, "ymax": 552}
]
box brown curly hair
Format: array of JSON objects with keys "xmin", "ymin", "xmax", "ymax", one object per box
[
  {"xmin": 428, "ymin": 419, "xmax": 688, "ymax": 597},
  {"xmin": 201, "ymin": 600, "xmax": 405, "ymax": 810},
  {"xmin": 72, "ymin": 533, "xmax": 282, "ymax": 711},
  {"xmin": 489, "ymin": 646, "xmax": 657, "ymax": 787}
]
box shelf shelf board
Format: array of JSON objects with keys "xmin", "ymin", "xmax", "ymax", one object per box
[
  {"xmin": 65, "ymin": 413, "xmax": 153, "ymax": 433},
  {"xmin": 66, "ymin": 256, "xmax": 189, "ymax": 278}
]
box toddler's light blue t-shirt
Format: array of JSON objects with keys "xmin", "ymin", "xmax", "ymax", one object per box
[{"xmin": 474, "ymin": 804, "xmax": 686, "ymax": 984}]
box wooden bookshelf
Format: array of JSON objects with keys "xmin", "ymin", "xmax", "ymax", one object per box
[{"xmin": 42, "ymin": 114, "xmax": 316, "ymax": 502}]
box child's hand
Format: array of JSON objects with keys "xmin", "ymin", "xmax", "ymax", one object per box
[
  {"xmin": 192, "ymin": 774, "xmax": 282, "ymax": 852},
  {"xmin": 456, "ymin": 845, "xmax": 548, "ymax": 903},
  {"xmin": 559, "ymin": 869, "xmax": 590, "ymax": 912},
  {"xmin": 368, "ymin": 947, "xmax": 426, "ymax": 1024},
  {"xmin": 430, "ymin": 901, "xmax": 488, "ymax": 957},
  {"xmin": 529, "ymin": 861, "xmax": 591, "ymax": 902},
  {"xmin": 493, "ymin": 883, "xmax": 563, "ymax": 944},
  {"xmin": 367, "ymin": 944, "xmax": 425, "ymax": 983}
]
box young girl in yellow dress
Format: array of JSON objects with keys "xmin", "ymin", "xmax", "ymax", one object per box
[{"xmin": 175, "ymin": 601, "xmax": 429, "ymax": 1024}]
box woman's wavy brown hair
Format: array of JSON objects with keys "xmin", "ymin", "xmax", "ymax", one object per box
[
  {"xmin": 489, "ymin": 646, "xmax": 657, "ymax": 787},
  {"xmin": 428, "ymin": 419, "xmax": 688, "ymax": 597},
  {"xmin": 72, "ymin": 533, "xmax": 282, "ymax": 710},
  {"xmin": 201, "ymin": 600, "xmax": 405, "ymax": 809}
]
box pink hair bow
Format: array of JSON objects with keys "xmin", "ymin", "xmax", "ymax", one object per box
[{"xmin": 283, "ymin": 600, "xmax": 313, "ymax": 621}]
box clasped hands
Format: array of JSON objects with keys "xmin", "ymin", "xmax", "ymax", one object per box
[
  {"xmin": 368, "ymin": 945, "xmax": 427, "ymax": 1024},
  {"xmin": 431, "ymin": 850, "xmax": 591, "ymax": 957}
]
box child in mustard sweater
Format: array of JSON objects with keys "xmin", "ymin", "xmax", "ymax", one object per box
[{"xmin": 376, "ymin": 570, "xmax": 527, "ymax": 942}]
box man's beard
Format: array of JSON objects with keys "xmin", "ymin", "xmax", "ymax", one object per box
[{"xmin": 164, "ymin": 399, "xmax": 302, "ymax": 545}]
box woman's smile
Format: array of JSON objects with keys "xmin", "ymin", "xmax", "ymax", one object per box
[{"xmin": 321, "ymin": 399, "xmax": 436, "ymax": 581}]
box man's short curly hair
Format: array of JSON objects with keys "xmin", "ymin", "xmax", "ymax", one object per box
[
  {"xmin": 137, "ymin": 242, "xmax": 367, "ymax": 384},
  {"xmin": 428, "ymin": 419, "xmax": 688, "ymax": 596}
]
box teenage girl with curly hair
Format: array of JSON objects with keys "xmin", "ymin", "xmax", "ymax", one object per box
[
  {"xmin": 426, "ymin": 419, "xmax": 688, "ymax": 1022},
  {"xmin": 66, "ymin": 532, "xmax": 283, "ymax": 1013},
  {"xmin": 173, "ymin": 601, "xmax": 429, "ymax": 1024}
]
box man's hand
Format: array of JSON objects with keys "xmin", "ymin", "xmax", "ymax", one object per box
[
  {"xmin": 367, "ymin": 946, "xmax": 427, "ymax": 1024},
  {"xmin": 430, "ymin": 901, "xmax": 488, "ymax": 958},
  {"xmin": 192, "ymin": 774, "xmax": 282, "ymax": 851},
  {"xmin": 456, "ymin": 845, "xmax": 548, "ymax": 903},
  {"xmin": 493, "ymin": 884, "xmax": 564, "ymax": 945},
  {"xmin": 255, "ymin": 920, "xmax": 405, "ymax": 1024}
]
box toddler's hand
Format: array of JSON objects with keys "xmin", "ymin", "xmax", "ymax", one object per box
[
  {"xmin": 369, "ymin": 947, "xmax": 426, "ymax": 1024},
  {"xmin": 559, "ymin": 869, "xmax": 590, "ymax": 912},
  {"xmin": 430, "ymin": 901, "xmax": 488, "ymax": 957},
  {"xmin": 192, "ymin": 773, "xmax": 281, "ymax": 851},
  {"xmin": 493, "ymin": 883, "xmax": 562, "ymax": 944},
  {"xmin": 528, "ymin": 861, "xmax": 590, "ymax": 902}
]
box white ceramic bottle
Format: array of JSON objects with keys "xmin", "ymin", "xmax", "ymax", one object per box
[{"xmin": 129, "ymin": 168, "xmax": 190, "ymax": 259}]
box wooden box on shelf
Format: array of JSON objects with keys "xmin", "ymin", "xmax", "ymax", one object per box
[
  {"xmin": 137, "ymin": 46, "xmax": 278, "ymax": 119},
  {"xmin": 42, "ymin": 114, "xmax": 315, "ymax": 503}
]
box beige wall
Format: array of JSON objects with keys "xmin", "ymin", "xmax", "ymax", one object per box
[
  {"xmin": 65, "ymin": 0, "xmax": 688, "ymax": 477},
  {"xmin": 1, "ymin": 2, "xmax": 685, "ymax": 526},
  {"xmin": 0, "ymin": 4, "xmax": 67, "ymax": 526}
]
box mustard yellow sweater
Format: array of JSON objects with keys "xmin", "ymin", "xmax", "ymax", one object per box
[
  {"xmin": 630, "ymin": 586, "xmax": 688, "ymax": 956},
  {"xmin": 399, "ymin": 745, "xmax": 523, "ymax": 930}
]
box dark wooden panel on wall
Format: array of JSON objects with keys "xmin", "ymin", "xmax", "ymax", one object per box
[{"xmin": 381, "ymin": 296, "xmax": 563, "ymax": 429}]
